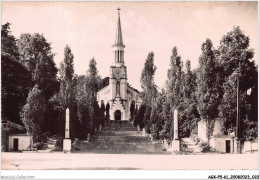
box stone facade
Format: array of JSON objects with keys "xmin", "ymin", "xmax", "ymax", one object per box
[
  {"xmin": 241, "ymin": 140, "xmax": 258, "ymax": 154},
  {"xmin": 197, "ymin": 120, "xmax": 207, "ymax": 142},
  {"xmin": 97, "ymin": 9, "xmax": 141, "ymax": 120},
  {"xmin": 1, "ymin": 121, "xmax": 26, "ymax": 152},
  {"xmin": 210, "ymin": 135, "xmax": 234, "ymax": 153},
  {"xmin": 9, "ymin": 134, "xmax": 32, "ymax": 151},
  {"xmin": 208, "ymin": 119, "xmax": 258, "ymax": 154}
]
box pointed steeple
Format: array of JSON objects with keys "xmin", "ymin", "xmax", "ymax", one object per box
[
  {"xmin": 115, "ymin": 7, "xmax": 124, "ymax": 46},
  {"xmin": 112, "ymin": 7, "xmax": 125, "ymax": 65}
]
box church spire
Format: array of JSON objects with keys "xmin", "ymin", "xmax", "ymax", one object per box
[
  {"xmin": 115, "ymin": 7, "xmax": 124, "ymax": 45},
  {"xmin": 112, "ymin": 7, "xmax": 125, "ymax": 65}
]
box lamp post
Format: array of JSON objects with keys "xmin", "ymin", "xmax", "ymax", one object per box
[
  {"xmin": 234, "ymin": 71, "xmax": 241, "ymax": 154},
  {"xmin": 236, "ymin": 72, "xmax": 239, "ymax": 139}
]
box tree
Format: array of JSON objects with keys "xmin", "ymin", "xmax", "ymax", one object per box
[
  {"xmin": 17, "ymin": 33, "xmax": 56, "ymax": 75},
  {"xmin": 69, "ymin": 77, "xmax": 79, "ymax": 139},
  {"xmin": 143, "ymin": 106, "xmax": 152, "ymax": 133},
  {"xmin": 218, "ymin": 27, "xmax": 254, "ymax": 80},
  {"xmin": 130, "ymin": 101, "xmax": 136, "ymax": 121},
  {"xmin": 100, "ymin": 100, "xmax": 106, "ymax": 117},
  {"xmin": 20, "ymin": 85, "xmax": 46, "ymax": 141},
  {"xmin": 178, "ymin": 60, "xmax": 199, "ymax": 138},
  {"xmin": 217, "ymin": 27, "xmax": 257, "ymax": 139},
  {"xmin": 166, "ymin": 47, "xmax": 183, "ymax": 108},
  {"xmin": 32, "ymin": 52, "xmax": 59, "ymax": 100},
  {"xmin": 248, "ymin": 77, "xmax": 258, "ymax": 124},
  {"xmin": 85, "ymin": 58, "xmax": 101, "ymax": 133},
  {"xmin": 17, "ymin": 33, "xmax": 58, "ymax": 99},
  {"xmin": 140, "ymin": 52, "xmax": 157, "ymax": 132},
  {"xmin": 101, "ymin": 77, "xmax": 109, "ymax": 89},
  {"xmin": 183, "ymin": 60, "xmax": 196, "ymax": 99},
  {"xmin": 140, "ymin": 52, "xmax": 157, "ymax": 105},
  {"xmin": 86, "ymin": 58, "xmax": 101, "ymax": 104},
  {"xmin": 96, "ymin": 100, "xmax": 106, "ymax": 128},
  {"xmin": 178, "ymin": 98, "xmax": 200, "ymax": 138},
  {"xmin": 2, "ymin": 54, "xmax": 32, "ymax": 124},
  {"xmin": 17, "ymin": 33, "xmax": 59, "ymax": 134},
  {"xmin": 75, "ymin": 75, "xmax": 89, "ymax": 138},
  {"xmin": 150, "ymin": 93, "xmax": 165, "ymax": 140},
  {"xmin": 1, "ymin": 23, "xmax": 19, "ymax": 60},
  {"xmin": 164, "ymin": 47, "xmax": 184, "ymax": 140},
  {"xmin": 88, "ymin": 105, "xmax": 95, "ymax": 134},
  {"xmin": 161, "ymin": 93, "xmax": 173, "ymax": 141},
  {"xmin": 63, "ymin": 45, "xmax": 74, "ymax": 82},
  {"xmin": 196, "ymin": 39, "xmax": 219, "ymax": 142},
  {"xmin": 60, "ymin": 45, "xmax": 75, "ymax": 106},
  {"xmin": 1, "ymin": 23, "xmax": 31, "ymax": 124},
  {"xmin": 105, "ymin": 102, "xmax": 110, "ymax": 120},
  {"xmin": 49, "ymin": 45, "xmax": 77, "ymax": 137},
  {"xmin": 94, "ymin": 101, "xmax": 104, "ymax": 129},
  {"xmin": 134, "ymin": 104, "xmax": 146, "ymax": 129}
]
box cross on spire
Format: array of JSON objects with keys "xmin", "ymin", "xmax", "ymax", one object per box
[
  {"xmin": 113, "ymin": 7, "xmax": 124, "ymax": 47},
  {"xmin": 113, "ymin": 6, "xmax": 125, "ymax": 64}
]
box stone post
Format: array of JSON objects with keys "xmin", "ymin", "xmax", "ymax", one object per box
[
  {"xmin": 63, "ymin": 108, "xmax": 71, "ymax": 153},
  {"xmin": 234, "ymin": 137, "xmax": 241, "ymax": 154},
  {"xmin": 142, "ymin": 128, "xmax": 146, "ymax": 136},
  {"xmin": 137, "ymin": 125, "xmax": 140, "ymax": 132},
  {"xmin": 174, "ymin": 109, "xmax": 178, "ymax": 140},
  {"xmin": 172, "ymin": 108, "xmax": 180, "ymax": 152}
]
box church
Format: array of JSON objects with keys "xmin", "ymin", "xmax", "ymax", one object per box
[{"xmin": 97, "ymin": 8, "xmax": 141, "ymax": 121}]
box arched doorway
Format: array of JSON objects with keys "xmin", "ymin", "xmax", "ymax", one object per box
[{"xmin": 114, "ymin": 110, "xmax": 121, "ymax": 120}]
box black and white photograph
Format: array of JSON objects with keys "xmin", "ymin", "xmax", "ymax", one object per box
[{"xmin": 1, "ymin": 1, "xmax": 258, "ymax": 179}]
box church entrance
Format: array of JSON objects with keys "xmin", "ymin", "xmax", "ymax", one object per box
[{"xmin": 115, "ymin": 110, "xmax": 121, "ymax": 120}]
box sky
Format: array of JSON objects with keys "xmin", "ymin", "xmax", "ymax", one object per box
[{"xmin": 2, "ymin": 1, "xmax": 258, "ymax": 91}]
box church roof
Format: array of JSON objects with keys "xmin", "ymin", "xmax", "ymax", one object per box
[
  {"xmin": 97, "ymin": 84, "xmax": 109, "ymax": 93},
  {"xmin": 97, "ymin": 83, "xmax": 139, "ymax": 94},
  {"xmin": 213, "ymin": 134, "xmax": 234, "ymax": 138},
  {"xmin": 114, "ymin": 7, "xmax": 124, "ymax": 46},
  {"xmin": 127, "ymin": 83, "xmax": 139, "ymax": 93}
]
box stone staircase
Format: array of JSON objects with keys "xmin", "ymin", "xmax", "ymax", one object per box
[
  {"xmin": 36, "ymin": 135, "xmax": 63, "ymax": 152},
  {"xmin": 182, "ymin": 138, "xmax": 202, "ymax": 153},
  {"xmin": 74, "ymin": 121, "xmax": 170, "ymax": 154}
]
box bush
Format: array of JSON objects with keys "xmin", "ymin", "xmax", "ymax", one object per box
[
  {"xmin": 134, "ymin": 104, "xmax": 146, "ymax": 128},
  {"xmin": 199, "ymin": 142, "xmax": 211, "ymax": 152},
  {"xmin": 195, "ymin": 137, "xmax": 201, "ymax": 145},
  {"xmin": 40, "ymin": 132, "xmax": 50, "ymax": 143},
  {"xmin": 180, "ymin": 140, "xmax": 189, "ymax": 152},
  {"xmin": 20, "ymin": 85, "xmax": 47, "ymax": 141}
]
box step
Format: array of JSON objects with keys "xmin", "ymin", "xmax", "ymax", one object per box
[
  {"xmin": 97, "ymin": 131, "xmax": 143, "ymax": 136},
  {"xmin": 73, "ymin": 120, "xmax": 168, "ymax": 154},
  {"xmin": 102, "ymin": 127, "xmax": 137, "ymax": 130},
  {"xmin": 182, "ymin": 138, "xmax": 202, "ymax": 153},
  {"xmin": 90, "ymin": 135, "xmax": 151, "ymax": 141},
  {"xmin": 76, "ymin": 144, "xmax": 165, "ymax": 153},
  {"xmin": 90, "ymin": 139, "xmax": 151, "ymax": 144}
]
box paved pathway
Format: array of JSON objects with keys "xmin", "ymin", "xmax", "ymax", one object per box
[
  {"xmin": 1, "ymin": 152, "xmax": 257, "ymax": 170},
  {"xmin": 2, "ymin": 121, "xmax": 258, "ymax": 170}
]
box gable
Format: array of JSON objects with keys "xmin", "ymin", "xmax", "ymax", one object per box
[
  {"xmin": 97, "ymin": 84, "xmax": 110, "ymax": 94},
  {"xmin": 127, "ymin": 84, "xmax": 139, "ymax": 94}
]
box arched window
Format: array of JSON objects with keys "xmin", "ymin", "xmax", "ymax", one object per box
[{"xmin": 116, "ymin": 81, "xmax": 120, "ymax": 96}]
